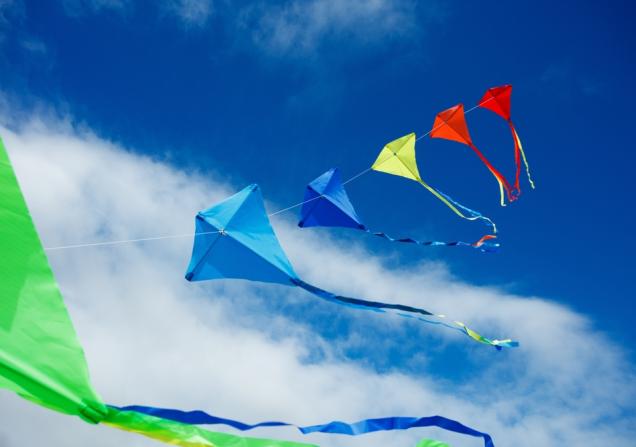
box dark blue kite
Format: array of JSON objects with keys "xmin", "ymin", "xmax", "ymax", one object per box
[{"xmin": 299, "ymin": 168, "xmax": 498, "ymax": 252}]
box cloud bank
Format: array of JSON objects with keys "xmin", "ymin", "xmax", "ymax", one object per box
[{"xmin": 0, "ymin": 115, "xmax": 634, "ymax": 447}]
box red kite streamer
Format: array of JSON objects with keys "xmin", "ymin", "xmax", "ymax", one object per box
[
  {"xmin": 430, "ymin": 104, "xmax": 516, "ymax": 206},
  {"xmin": 478, "ymin": 85, "xmax": 535, "ymax": 193}
]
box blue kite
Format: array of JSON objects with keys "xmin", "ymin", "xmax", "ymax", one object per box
[
  {"xmin": 298, "ymin": 168, "xmax": 498, "ymax": 252},
  {"xmin": 184, "ymin": 184, "xmax": 516, "ymax": 349}
]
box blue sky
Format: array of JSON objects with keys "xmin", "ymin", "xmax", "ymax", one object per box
[
  {"xmin": 4, "ymin": 0, "xmax": 632, "ymax": 342},
  {"xmin": 1, "ymin": 1, "xmax": 635, "ymax": 446}
]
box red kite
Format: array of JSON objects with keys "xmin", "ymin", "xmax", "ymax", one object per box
[
  {"xmin": 478, "ymin": 85, "xmax": 535, "ymax": 192},
  {"xmin": 430, "ymin": 104, "xmax": 517, "ymax": 206}
]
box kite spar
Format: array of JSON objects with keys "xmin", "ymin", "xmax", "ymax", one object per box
[
  {"xmin": 185, "ymin": 184, "xmax": 517, "ymax": 349},
  {"xmin": 298, "ymin": 167, "xmax": 498, "ymax": 252}
]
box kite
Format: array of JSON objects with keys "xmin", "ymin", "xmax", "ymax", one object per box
[
  {"xmin": 0, "ymin": 138, "xmax": 499, "ymax": 447},
  {"xmin": 478, "ymin": 85, "xmax": 535, "ymax": 191},
  {"xmin": 429, "ymin": 104, "xmax": 516, "ymax": 206},
  {"xmin": 370, "ymin": 132, "xmax": 498, "ymax": 234},
  {"xmin": 184, "ymin": 184, "xmax": 517, "ymax": 349},
  {"xmin": 298, "ymin": 167, "xmax": 498, "ymax": 252}
]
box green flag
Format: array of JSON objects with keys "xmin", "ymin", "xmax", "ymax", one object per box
[{"xmin": 0, "ymin": 137, "xmax": 107, "ymax": 422}]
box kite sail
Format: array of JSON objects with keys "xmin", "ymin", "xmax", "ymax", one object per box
[
  {"xmin": 298, "ymin": 167, "xmax": 498, "ymax": 252},
  {"xmin": 185, "ymin": 184, "xmax": 517, "ymax": 349},
  {"xmin": 370, "ymin": 132, "xmax": 497, "ymax": 234},
  {"xmin": 478, "ymin": 85, "xmax": 535, "ymax": 191},
  {"xmin": 0, "ymin": 137, "xmax": 500, "ymax": 446},
  {"xmin": 429, "ymin": 104, "xmax": 517, "ymax": 206}
]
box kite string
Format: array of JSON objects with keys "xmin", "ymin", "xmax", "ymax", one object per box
[
  {"xmin": 268, "ymin": 166, "xmax": 373, "ymax": 217},
  {"xmin": 269, "ymin": 97, "xmax": 495, "ymax": 217},
  {"xmin": 44, "ymin": 231, "xmax": 222, "ymax": 251},
  {"xmin": 44, "ymin": 97, "xmax": 495, "ymax": 251}
]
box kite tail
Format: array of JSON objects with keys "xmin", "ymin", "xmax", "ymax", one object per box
[
  {"xmin": 433, "ymin": 187, "xmax": 498, "ymax": 235},
  {"xmin": 104, "ymin": 407, "xmax": 317, "ymax": 447},
  {"xmin": 291, "ymin": 279, "xmax": 517, "ymax": 349},
  {"xmin": 363, "ymin": 228, "xmax": 500, "ymax": 253},
  {"xmin": 509, "ymin": 122, "xmax": 522, "ymax": 196},
  {"xmin": 416, "ymin": 179, "xmax": 498, "ymax": 234},
  {"xmin": 467, "ymin": 142, "xmax": 516, "ymax": 206},
  {"xmin": 109, "ymin": 405, "xmax": 496, "ymax": 447},
  {"xmin": 510, "ymin": 124, "xmax": 535, "ymax": 189}
]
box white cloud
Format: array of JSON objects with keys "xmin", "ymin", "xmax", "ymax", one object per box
[
  {"xmin": 237, "ymin": 0, "xmax": 422, "ymax": 56},
  {"xmin": 0, "ymin": 115, "xmax": 634, "ymax": 447}
]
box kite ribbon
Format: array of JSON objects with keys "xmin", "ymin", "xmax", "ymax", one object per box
[
  {"xmin": 104, "ymin": 408, "xmax": 318, "ymax": 447},
  {"xmin": 363, "ymin": 228, "xmax": 498, "ymax": 253},
  {"xmin": 416, "ymin": 179, "xmax": 498, "ymax": 233},
  {"xmin": 465, "ymin": 142, "xmax": 516, "ymax": 207},
  {"xmin": 477, "ymin": 85, "xmax": 534, "ymax": 195},
  {"xmin": 110, "ymin": 405, "xmax": 495, "ymax": 447},
  {"xmin": 511, "ymin": 125, "xmax": 535, "ymax": 190},
  {"xmin": 291, "ymin": 279, "xmax": 517, "ymax": 349}
]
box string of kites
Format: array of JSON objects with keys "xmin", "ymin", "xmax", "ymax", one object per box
[{"xmin": 0, "ymin": 85, "xmax": 531, "ymax": 447}]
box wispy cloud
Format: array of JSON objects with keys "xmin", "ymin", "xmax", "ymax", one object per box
[
  {"xmin": 237, "ymin": 0, "xmax": 422, "ymax": 57},
  {"xmin": 0, "ymin": 0, "xmax": 24, "ymax": 42},
  {"xmin": 55, "ymin": 0, "xmax": 433, "ymax": 58},
  {"xmin": 61, "ymin": 0, "xmax": 213, "ymax": 27},
  {"xmin": 62, "ymin": 0, "xmax": 133, "ymax": 17},
  {"xmin": 161, "ymin": 0, "xmax": 213, "ymax": 28}
]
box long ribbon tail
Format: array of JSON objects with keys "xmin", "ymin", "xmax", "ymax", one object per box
[
  {"xmin": 110, "ymin": 405, "xmax": 494, "ymax": 447},
  {"xmin": 466, "ymin": 143, "xmax": 516, "ymax": 206},
  {"xmin": 363, "ymin": 228, "xmax": 500, "ymax": 253},
  {"xmin": 509, "ymin": 122, "xmax": 522, "ymax": 197},
  {"xmin": 510, "ymin": 124, "xmax": 535, "ymax": 189},
  {"xmin": 104, "ymin": 407, "xmax": 317, "ymax": 447},
  {"xmin": 417, "ymin": 180, "xmax": 498, "ymax": 234},
  {"xmin": 291, "ymin": 279, "xmax": 517, "ymax": 349}
]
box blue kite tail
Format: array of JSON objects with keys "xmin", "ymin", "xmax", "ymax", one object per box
[
  {"xmin": 290, "ymin": 279, "xmax": 517, "ymax": 349},
  {"xmin": 109, "ymin": 405, "xmax": 495, "ymax": 447},
  {"xmin": 362, "ymin": 228, "xmax": 499, "ymax": 253},
  {"xmin": 292, "ymin": 278, "xmax": 435, "ymax": 316}
]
